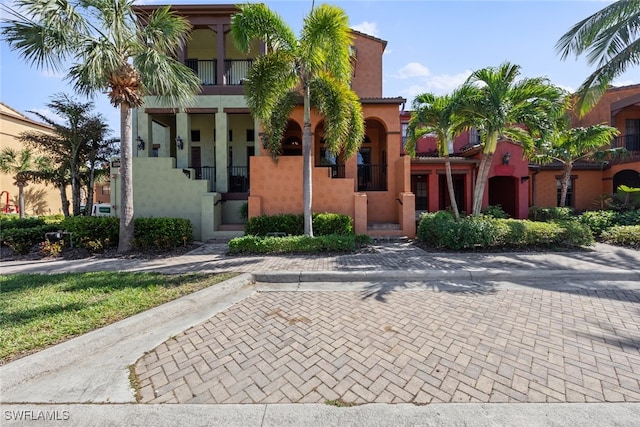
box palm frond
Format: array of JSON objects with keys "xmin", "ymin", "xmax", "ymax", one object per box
[
  {"xmin": 310, "ymin": 72, "xmax": 363, "ymax": 158},
  {"xmin": 231, "ymin": 3, "xmax": 297, "ymax": 54},
  {"xmin": 242, "ymin": 51, "xmax": 298, "ymax": 124},
  {"xmin": 300, "ymin": 4, "xmax": 353, "ymax": 82},
  {"xmin": 262, "ymin": 92, "xmax": 298, "ymax": 159}
]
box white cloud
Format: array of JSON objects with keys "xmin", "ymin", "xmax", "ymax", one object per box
[
  {"xmin": 394, "ymin": 66, "xmax": 473, "ymax": 103},
  {"xmin": 610, "ymin": 79, "xmax": 637, "ymax": 88},
  {"xmin": 351, "ymin": 21, "xmax": 379, "ymax": 38},
  {"xmin": 396, "ymin": 62, "xmax": 431, "ymax": 79}
]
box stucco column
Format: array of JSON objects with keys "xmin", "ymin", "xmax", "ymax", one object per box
[
  {"xmin": 176, "ymin": 111, "xmax": 190, "ymax": 168},
  {"xmin": 135, "ymin": 109, "xmax": 152, "ymax": 158},
  {"xmin": 215, "ymin": 111, "xmax": 228, "ymax": 192}
]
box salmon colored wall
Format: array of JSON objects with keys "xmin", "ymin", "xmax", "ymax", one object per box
[
  {"xmin": 351, "ymin": 33, "xmax": 384, "ymax": 98},
  {"xmin": 534, "ymin": 169, "xmax": 604, "ymax": 211},
  {"xmin": 486, "ymin": 142, "xmax": 530, "ymax": 218},
  {"xmin": 574, "ymin": 84, "xmax": 640, "ymax": 127},
  {"xmin": 249, "ymin": 156, "xmax": 356, "ymax": 217},
  {"xmin": 614, "ymin": 106, "xmax": 640, "ymax": 134}
]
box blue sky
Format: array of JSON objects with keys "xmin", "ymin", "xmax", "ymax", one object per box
[{"xmin": 1, "ymin": 0, "xmax": 638, "ymax": 135}]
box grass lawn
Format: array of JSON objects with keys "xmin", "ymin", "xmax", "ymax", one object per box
[{"xmin": 0, "ymin": 272, "xmax": 236, "ymax": 364}]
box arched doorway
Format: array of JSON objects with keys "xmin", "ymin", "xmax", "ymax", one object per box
[
  {"xmin": 613, "ymin": 169, "xmax": 640, "ymax": 192},
  {"xmin": 488, "ymin": 176, "xmax": 517, "ymax": 217},
  {"xmin": 280, "ymin": 120, "xmax": 302, "ymax": 156}
]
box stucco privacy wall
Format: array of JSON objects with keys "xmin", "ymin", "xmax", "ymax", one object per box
[
  {"xmin": 111, "ymin": 157, "xmax": 217, "ymax": 241},
  {"xmin": 249, "ymin": 156, "xmax": 356, "ymax": 218}
]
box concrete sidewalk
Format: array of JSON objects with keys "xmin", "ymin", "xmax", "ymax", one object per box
[{"xmin": 1, "ymin": 242, "xmax": 639, "ymax": 426}]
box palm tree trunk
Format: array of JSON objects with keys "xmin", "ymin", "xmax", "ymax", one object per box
[
  {"xmin": 559, "ymin": 163, "xmax": 572, "ymax": 207},
  {"xmin": 472, "ymin": 152, "xmax": 493, "ymax": 215},
  {"xmin": 118, "ymin": 104, "xmax": 135, "ymax": 252},
  {"xmin": 59, "ymin": 184, "xmax": 70, "ymax": 217},
  {"xmin": 302, "ymin": 81, "xmax": 314, "ymax": 237},
  {"xmin": 18, "ymin": 185, "xmax": 25, "ymax": 219},
  {"xmin": 444, "ymin": 155, "xmax": 460, "ymax": 220}
]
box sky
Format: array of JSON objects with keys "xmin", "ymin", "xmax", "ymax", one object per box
[{"xmin": 1, "ymin": 0, "xmax": 638, "ymax": 136}]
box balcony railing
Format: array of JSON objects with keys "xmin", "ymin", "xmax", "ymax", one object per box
[
  {"xmin": 358, "ymin": 164, "xmax": 387, "ymax": 191},
  {"xmin": 228, "ymin": 166, "xmax": 249, "ymax": 193},
  {"xmin": 224, "ymin": 59, "xmax": 253, "ymax": 85},
  {"xmin": 193, "ymin": 166, "xmax": 216, "ymax": 192},
  {"xmin": 185, "ymin": 59, "xmax": 217, "ymax": 85},
  {"xmin": 318, "ymin": 164, "xmax": 346, "ymax": 179},
  {"xmin": 613, "ymin": 133, "xmax": 640, "ymax": 152}
]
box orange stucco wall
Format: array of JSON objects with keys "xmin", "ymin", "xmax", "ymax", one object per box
[
  {"xmin": 351, "ymin": 33, "xmax": 384, "ymax": 99},
  {"xmin": 534, "ymin": 169, "xmax": 604, "ymax": 211},
  {"xmin": 250, "ymin": 155, "xmax": 356, "ymax": 217},
  {"xmin": 574, "ymin": 84, "xmax": 640, "ymax": 128}
]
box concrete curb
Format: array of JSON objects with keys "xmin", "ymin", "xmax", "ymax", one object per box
[{"xmin": 253, "ymin": 269, "xmax": 640, "ymax": 283}]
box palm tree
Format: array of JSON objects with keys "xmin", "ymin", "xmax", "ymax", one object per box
[
  {"xmin": 0, "ymin": 148, "xmax": 48, "ymax": 218},
  {"xmin": 532, "ymin": 123, "xmax": 621, "ymax": 207},
  {"xmin": 231, "ymin": 3, "xmax": 364, "ymax": 236},
  {"xmin": 2, "ymin": 0, "xmax": 201, "ymax": 251},
  {"xmin": 459, "ymin": 62, "xmax": 567, "ymax": 215},
  {"xmin": 406, "ymin": 91, "xmax": 467, "ymax": 220},
  {"xmin": 20, "ymin": 94, "xmax": 112, "ymax": 217},
  {"xmin": 557, "ymin": 0, "xmax": 640, "ymax": 116}
]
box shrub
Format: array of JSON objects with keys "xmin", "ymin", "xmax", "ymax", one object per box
[
  {"xmin": 601, "ymin": 225, "xmax": 640, "ymax": 248},
  {"xmin": 579, "ymin": 210, "xmax": 618, "ymax": 237},
  {"xmin": 40, "ymin": 240, "xmax": 64, "ymax": 257},
  {"xmin": 245, "ymin": 213, "xmax": 353, "ymax": 236},
  {"xmin": 61, "ymin": 216, "xmax": 119, "ymax": 252},
  {"xmin": 418, "ymin": 211, "xmax": 592, "ymax": 250},
  {"xmin": 228, "ymin": 234, "xmax": 360, "ymax": 254},
  {"xmin": 482, "ymin": 205, "xmax": 509, "ymax": 219},
  {"xmin": 313, "ymin": 213, "xmax": 353, "ymax": 236},
  {"xmin": 529, "ymin": 206, "xmax": 574, "ymax": 222},
  {"xmin": 133, "ymin": 217, "xmax": 193, "ymax": 249},
  {"xmin": 0, "ymin": 216, "xmax": 47, "ymax": 230},
  {"xmin": 1, "ymin": 224, "xmax": 59, "ymax": 254},
  {"xmin": 578, "ymin": 210, "xmax": 640, "ymax": 237}
]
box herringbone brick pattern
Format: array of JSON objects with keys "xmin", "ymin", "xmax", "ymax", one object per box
[{"xmin": 134, "ymin": 289, "xmax": 640, "ymax": 404}]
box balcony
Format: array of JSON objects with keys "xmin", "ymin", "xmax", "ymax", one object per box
[
  {"xmin": 613, "ymin": 133, "xmax": 640, "ymax": 152},
  {"xmin": 184, "ymin": 59, "xmax": 254, "ymax": 87},
  {"xmin": 185, "ymin": 59, "xmax": 216, "ymax": 85},
  {"xmin": 318, "ymin": 164, "xmax": 346, "ymax": 179},
  {"xmin": 193, "ymin": 166, "xmax": 216, "ymax": 191}
]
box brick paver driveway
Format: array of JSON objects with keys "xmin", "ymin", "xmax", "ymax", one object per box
[{"xmin": 134, "ymin": 288, "xmax": 640, "ymax": 404}]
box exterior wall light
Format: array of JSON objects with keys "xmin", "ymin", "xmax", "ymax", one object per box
[
  {"xmin": 136, "ymin": 136, "xmax": 145, "ymax": 150},
  {"xmin": 176, "ymin": 136, "xmax": 184, "ymax": 150},
  {"xmin": 502, "ymin": 152, "xmax": 511, "ymax": 165}
]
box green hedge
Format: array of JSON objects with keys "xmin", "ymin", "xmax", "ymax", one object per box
[
  {"xmin": 418, "ymin": 211, "xmax": 593, "ymax": 250},
  {"xmin": 1, "ymin": 224, "xmax": 60, "ymax": 254},
  {"xmin": 133, "ymin": 217, "xmax": 193, "ymax": 249},
  {"xmin": 601, "ymin": 225, "xmax": 640, "ymax": 248},
  {"xmin": 528, "ymin": 206, "xmax": 574, "ymax": 222},
  {"xmin": 578, "ymin": 210, "xmax": 640, "ymax": 237},
  {"xmin": 0, "ymin": 216, "xmax": 47, "ymax": 230},
  {"xmin": 61, "ymin": 216, "xmax": 119, "ymax": 252},
  {"xmin": 245, "ymin": 213, "xmax": 353, "ymax": 236},
  {"xmin": 228, "ymin": 234, "xmax": 367, "ymax": 254}
]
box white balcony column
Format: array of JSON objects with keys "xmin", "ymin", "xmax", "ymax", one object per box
[
  {"xmin": 215, "ymin": 111, "xmax": 228, "ymax": 192},
  {"xmin": 176, "ymin": 111, "xmax": 191, "ymax": 168}
]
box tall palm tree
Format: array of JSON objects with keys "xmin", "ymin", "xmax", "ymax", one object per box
[
  {"xmin": 2, "ymin": 0, "xmax": 201, "ymax": 251},
  {"xmin": 557, "ymin": 0, "xmax": 640, "ymax": 116},
  {"xmin": 406, "ymin": 91, "xmax": 468, "ymax": 220},
  {"xmin": 459, "ymin": 62, "xmax": 567, "ymax": 215},
  {"xmin": 231, "ymin": 3, "xmax": 364, "ymax": 236},
  {"xmin": 0, "ymin": 148, "xmax": 48, "ymax": 218},
  {"xmin": 532, "ymin": 123, "xmax": 621, "ymax": 207}
]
